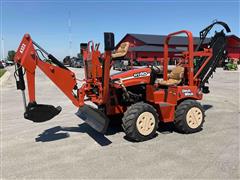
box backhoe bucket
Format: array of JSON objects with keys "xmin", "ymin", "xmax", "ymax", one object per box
[
  {"xmin": 24, "ymin": 102, "xmax": 62, "ymax": 123},
  {"xmin": 75, "ymin": 105, "xmax": 109, "ymax": 134}
]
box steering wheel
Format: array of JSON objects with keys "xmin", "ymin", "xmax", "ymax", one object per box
[{"xmin": 151, "ymin": 65, "xmax": 162, "ymax": 74}]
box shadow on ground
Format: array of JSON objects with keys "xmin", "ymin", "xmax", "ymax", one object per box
[
  {"xmin": 35, "ymin": 123, "xmax": 113, "ymax": 146},
  {"xmin": 202, "ymin": 104, "xmax": 213, "ymax": 111},
  {"xmin": 158, "ymin": 122, "xmax": 175, "ymax": 134},
  {"xmin": 36, "ymin": 104, "xmax": 213, "ymax": 145}
]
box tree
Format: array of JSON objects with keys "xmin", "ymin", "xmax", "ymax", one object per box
[
  {"xmin": 63, "ymin": 56, "xmax": 71, "ymax": 65},
  {"xmin": 7, "ymin": 50, "xmax": 16, "ymax": 62},
  {"xmin": 77, "ymin": 53, "xmax": 82, "ymax": 59}
]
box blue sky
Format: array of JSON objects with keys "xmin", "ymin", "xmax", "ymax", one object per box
[{"xmin": 1, "ymin": 0, "xmax": 239, "ymax": 60}]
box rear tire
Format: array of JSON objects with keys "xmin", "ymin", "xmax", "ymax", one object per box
[
  {"xmin": 122, "ymin": 102, "xmax": 158, "ymax": 142},
  {"xmin": 174, "ymin": 100, "xmax": 205, "ymax": 133}
]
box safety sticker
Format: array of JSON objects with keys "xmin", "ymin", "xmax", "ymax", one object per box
[{"xmin": 182, "ymin": 89, "xmax": 193, "ymax": 96}]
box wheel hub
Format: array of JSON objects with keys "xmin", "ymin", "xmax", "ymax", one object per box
[
  {"xmin": 186, "ymin": 107, "xmax": 203, "ymax": 129},
  {"xmin": 136, "ymin": 112, "xmax": 155, "ymax": 136}
]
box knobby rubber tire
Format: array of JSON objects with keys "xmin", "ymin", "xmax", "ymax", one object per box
[
  {"xmin": 174, "ymin": 99, "xmax": 205, "ymax": 133},
  {"xmin": 122, "ymin": 102, "xmax": 158, "ymax": 142}
]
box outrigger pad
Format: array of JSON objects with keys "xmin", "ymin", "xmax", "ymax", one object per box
[
  {"xmin": 76, "ymin": 105, "xmax": 109, "ymax": 134},
  {"xmin": 24, "ymin": 102, "xmax": 62, "ymax": 123}
]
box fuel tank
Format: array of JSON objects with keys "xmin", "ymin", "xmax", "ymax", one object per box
[{"xmin": 111, "ymin": 67, "xmax": 152, "ymax": 87}]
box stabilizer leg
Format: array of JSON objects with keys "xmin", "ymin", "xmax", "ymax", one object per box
[{"xmin": 76, "ymin": 105, "xmax": 109, "ymax": 134}]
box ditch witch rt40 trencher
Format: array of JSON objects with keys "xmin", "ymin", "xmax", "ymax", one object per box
[{"xmin": 14, "ymin": 21, "xmax": 230, "ymax": 141}]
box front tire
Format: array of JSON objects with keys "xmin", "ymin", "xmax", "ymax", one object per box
[
  {"xmin": 174, "ymin": 100, "xmax": 205, "ymax": 133},
  {"xmin": 122, "ymin": 102, "xmax": 158, "ymax": 142}
]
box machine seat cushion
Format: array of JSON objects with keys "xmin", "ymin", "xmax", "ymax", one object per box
[
  {"xmin": 168, "ymin": 66, "xmax": 184, "ymax": 80},
  {"xmin": 156, "ymin": 66, "xmax": 184, "ymax": 86},
  {"xmin": 155, "ymin": 78, "xmax": 181, "ymax": 86},
  {"xmin": 112, "ymin": 42, "xmax": 130, "ymax": 59}
]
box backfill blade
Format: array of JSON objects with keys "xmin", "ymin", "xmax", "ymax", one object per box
[{"xmin": 75, "ymin": 105, "xmax": 109, "ymax": 134}]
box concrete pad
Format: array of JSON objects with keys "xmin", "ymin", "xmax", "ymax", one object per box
[{"xmin": 1, "ymin": 66, "xmax": 239, "ymax": 179}]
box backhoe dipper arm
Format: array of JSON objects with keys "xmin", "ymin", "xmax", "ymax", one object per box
[{"xmin": 14, "ymin": 34, "xmax": 81, "ymax": 122}]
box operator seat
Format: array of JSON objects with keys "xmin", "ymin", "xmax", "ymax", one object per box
[
  {"xmin": 112, "ymin": 42, "xmax": 130, "ymax": 59},
  {"xmin": 156, "ymin": 66, "xmax": 184, "ymax": 86}
]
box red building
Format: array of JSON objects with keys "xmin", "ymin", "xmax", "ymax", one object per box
[
  {"xmin": 226, "ymin": 35, "xmax": 240, "ymax": 59},
  {"xmin": 116, "ymin": 33, "xmax": 240, "ymax": 64}
]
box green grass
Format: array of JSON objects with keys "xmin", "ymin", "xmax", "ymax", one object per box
[{"xmin": 0, "ymin": 69, "xmax": 6, "ymax": 78}]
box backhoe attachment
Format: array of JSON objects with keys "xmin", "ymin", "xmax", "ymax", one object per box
[
  {"xmin": 14, "ymin": 58, "xmax": 62, "ymax": 123},
  {"xmin": 14, "ymin": 34, "xmax": 79, "ymax": 123},
  {"xmin": 14, "ymin": 33, "xmax": 111, "ymax": 133}
]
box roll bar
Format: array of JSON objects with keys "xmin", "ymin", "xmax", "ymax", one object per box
[{"xmin": 163, "ymin": 30, "xmax": 194, "ymax": 86}]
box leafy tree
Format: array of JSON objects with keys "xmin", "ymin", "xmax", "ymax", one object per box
[
  {"xmin": 7, "ymin": 50, "xmax": 16, "ymax": 61},
  {"xmin": 63, "ymin": 56, "xmax": 70, "ymax": 64}
]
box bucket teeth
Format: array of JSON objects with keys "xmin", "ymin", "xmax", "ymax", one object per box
[{"xmin": 76, "ymin": 105, "xmax": 109, "ymax": 134}]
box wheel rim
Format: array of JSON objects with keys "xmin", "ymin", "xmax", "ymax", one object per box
[
  {"xmin": 136, "ymin": 112, "xmax": 155, "ymax": 136},
  {"xmin": 186, "ymin": 107, "xmax": 203, "ymax": 129}
]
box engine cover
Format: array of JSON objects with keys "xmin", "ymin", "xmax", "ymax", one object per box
[{"xmin": 111, "ymin": 67, "xmax": 151, "ymax": 87}]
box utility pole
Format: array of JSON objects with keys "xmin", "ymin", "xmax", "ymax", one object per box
[
  {"xmin": 68, "ymin": 11, "xmax": 72, "ymax": 57},
  {"xmin": 1, "ymin": 0, "xmax": 4, "ymax": 61},
  {"xmin": 1, "ymin": 37, "xmax": 4, "ymax": 60}
]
